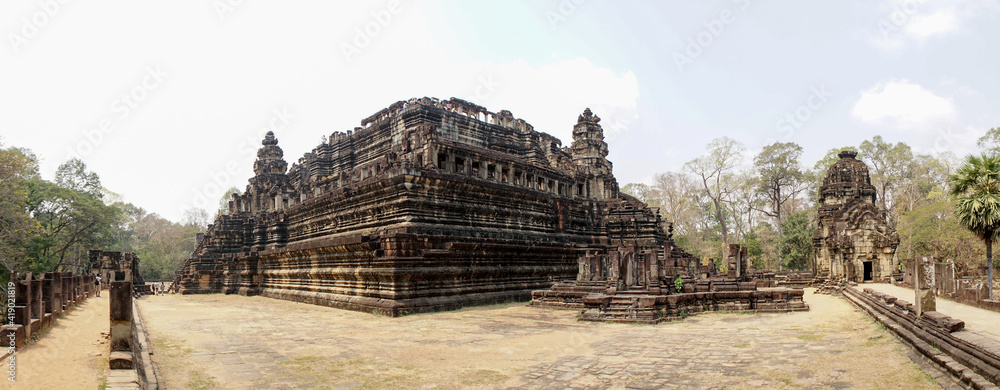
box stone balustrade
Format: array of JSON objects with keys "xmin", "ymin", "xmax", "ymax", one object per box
[{"xmin": 1, "ymin": 272, "xmax": 95, "ymax": 359}]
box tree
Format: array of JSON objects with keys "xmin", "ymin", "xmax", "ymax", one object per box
[
  {"xmin": 949, "ymin": 154, "xmax": 1000, "ymax": 300},
  {"xmin": 183, "ymin": 208, "xmax": 210, "ymax": 229},
  {"xmin": 754, "ymin": 142, "xmax": 805, "ymax": 230},
  {"xmin": 684, "ymin": 137, "xmax": 745, "ymax": 249},
  {"xmin": 620, "ymin": 183, "xmax": 657, "ymax": 206},
  {"xmin": 976, "ymin": 127, "xmax": 1000, "ymax": 155},
  {"xmin": 859, "ymin": 136, "xmax": 913, "ymax": 222},
  {"xmin": 55, "ymin": 158, "xmax": 103, "ymax": 199},
  {"xmin": 725, "ymin": 170, "xmax": 764, "ymax": 241},
  {"xmin": 651, "ymin": 172, "xmax": 700, "ymax": 235},
  {"xmin": 0, "ymin": 143, "xmax": 39, "ymax": 274},
  {"xmin": 742, "ymin": 223, "xmax": 778, "ymax": 270},
  {"xmin": 897, "ymin": 189, "xmax": 983, "ymax": 272},
  {"xmin": 25, "ymin": 179, "xmax": 124, "ymax": 272},
  {"xmin": 217, "ymin": 186, "xmax": 243, "ymax": 217},
  {"xmin": 779, "ymin": 211, "xmax": 813, "ymax": 270}
]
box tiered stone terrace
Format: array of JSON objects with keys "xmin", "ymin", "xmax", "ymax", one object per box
[{"xmin": 174, "ymin": 97, "xmax": 659, "ymax": 315}]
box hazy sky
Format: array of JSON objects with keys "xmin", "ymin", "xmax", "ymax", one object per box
[{"xmin": 2, "ymin": 1, "xmax": 999, "ymax": 223}]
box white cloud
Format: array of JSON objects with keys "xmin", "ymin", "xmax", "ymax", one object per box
[
  {"xmin": 851, "ymin": 79, "xmax": 957, "ymax": 131},
  {"xmin": 867, "ymin": 0, "xmax": 996, "ymax": 52},
  {"xmin": 904, "ymin": 9, "xmax": 959, "ymax": 37}
]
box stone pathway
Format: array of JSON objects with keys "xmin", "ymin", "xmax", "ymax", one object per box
[
  {"xmin": 3, "ymin": 294, "xmax": 109, "ymax": 390},
  {"xmin": 138, "ymin": 289, "xmax": 939, "ymax": 389}
]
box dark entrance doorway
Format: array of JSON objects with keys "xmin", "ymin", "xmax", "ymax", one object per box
[{"xmin": 863, "ymin": 261, "xmax": 873, "ymax": 282}]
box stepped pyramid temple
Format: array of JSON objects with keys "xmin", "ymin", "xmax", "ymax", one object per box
[
  {"xmin": 174, "ymin": 98, "xmax": 638, "ymax": 315},
  {"xmin": 174, "ymin": 97, "xmax": 807, "ymax": 318},
  {"xmin": 812, "ymin": 150, "xmax": 899, "ymax": 283}
]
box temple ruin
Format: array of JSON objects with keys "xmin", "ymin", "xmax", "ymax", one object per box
[
  {"xmin": 813, "ymin": 150, "xmax": 899, "ymax": 283},
  {"xmin": 173, "ymin": 97, "xmax": 665, "ymax": 315}
]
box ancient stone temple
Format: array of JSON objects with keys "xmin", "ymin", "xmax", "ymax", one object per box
[
  {"xmin": 174, "ymin": 97, "xmax": 659, "ymax": 316},
  {"xmin": 813, "ymin": 150, "xmax": 899, "ymax": 283}
]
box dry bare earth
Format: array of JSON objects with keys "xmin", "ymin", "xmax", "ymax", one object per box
[{"xmin": 138, "ymin": 289, "xmax": 938, "ymax": 389}]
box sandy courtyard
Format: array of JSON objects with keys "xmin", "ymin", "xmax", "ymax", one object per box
[{"xmin": 136, "ymin": 289, "xmax": 938, "ymax": 389}]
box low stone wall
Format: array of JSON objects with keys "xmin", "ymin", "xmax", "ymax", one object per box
[
  {"xmin": 1, "ymin": 272, "xmax": 95, "ymax": 361},
  {"xmin": 843, "ymin": 286, "xmax": 1000, "ymax": 389},
  {"xmin": 575, "ymin": 288, "xmax": 808, "ymax": 324},
  {"xmin": 531, "ymin": 281, "xmax": 612, "ymax": 309}
]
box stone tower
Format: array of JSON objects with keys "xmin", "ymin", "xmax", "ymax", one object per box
[
  {"xmin": 247, "ymin": 131, "xmax": 289, "ymax": 213},
  {"xmin": 813, "ymin": 150, "xmax": 899, "ymax": 283},
  {"xmin": 571, "ymin": 108, "xmax": 617, "ymax": 200}
]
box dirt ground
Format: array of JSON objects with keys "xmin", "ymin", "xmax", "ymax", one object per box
[
  {"xmin": 137, "ymin": 289, "xmax": 939, "ymax": 389},
  {"xmin": 2, "ymin": 293, "xmax": 109, "ymax": 390}
]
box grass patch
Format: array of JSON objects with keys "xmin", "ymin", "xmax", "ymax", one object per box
[
  {"xmin": 795, "ymin": 334, "xmax": 824, "ymax": 342},
  {"xmin": 187, "ymin": 369, "xmax": 218, "ymax": 390},
  {"xmin": 864, "ymin": 334, "xmax": 886, "ymax": 347},
  {"xmin": 274, "ymin": 355, "xmax": 424, "ymax": 389},
  {"xmin": 460, "ymin": 369, "xmax": 508, "ymax": 386},
  {"xmin": 96, "ymin": 354, "xmax": 109, "ymax": 390},
  {"xmin": 715, "ymin": 310, "xmax": 754, "ymax": 315},
  {"xmin": 151, "ymin": 336, "xmax": 195, "ymax": 358}
]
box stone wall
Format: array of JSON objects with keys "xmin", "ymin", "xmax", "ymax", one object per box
[{"xmin": 901, "ymin": 257, "xmax": 1000, "ymax": 314}]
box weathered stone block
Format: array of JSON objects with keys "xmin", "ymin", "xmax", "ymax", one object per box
[{"xmin": 109, "ymin": 351, "xmax": 135, "ymax": 369}]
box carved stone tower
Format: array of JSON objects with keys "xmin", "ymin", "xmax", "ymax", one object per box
[
  {"xmin": 813, "ymin": 150, "xmax": 899, "ymax": 283},
  {"xmin": 248, "ymin": 131, "xmax": 289, "ymax": 213},
  {"xmin": 571, "ymin": 108, "xmax": 618, "ymax": 200}
]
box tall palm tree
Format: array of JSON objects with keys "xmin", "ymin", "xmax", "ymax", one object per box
[{"xmin": 949, "ymin": 154, "xmax": 1000, "ymax": 300}]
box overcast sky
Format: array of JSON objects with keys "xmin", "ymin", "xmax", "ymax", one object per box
[{"xmin": 2, "ymin": 1, "xmax": 999, "ymax": 223}]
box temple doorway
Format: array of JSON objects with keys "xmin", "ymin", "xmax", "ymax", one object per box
[{"xmin": 863, "ymin": 261, "xmax": 873, "ymax": 282}]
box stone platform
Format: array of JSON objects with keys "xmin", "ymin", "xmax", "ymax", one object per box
[{"xmin": 137, "ymin": 290, "xmax": 938, "ymax": 389}]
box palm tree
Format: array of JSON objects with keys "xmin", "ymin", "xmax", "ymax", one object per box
[{"xmin": 949, "ymin": 154, "xmax": 1000, "ymax": 300}]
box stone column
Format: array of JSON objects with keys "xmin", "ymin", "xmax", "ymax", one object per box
[
  {"xmin": 72, "ymin": 276, "xmax": 80, "ymax": 303},
  {"xmin": 14, "ymin": 276, "xmax": 32, "ymax": 339},
  {"xmin": 915, "ymin": 256, "xmax": 936, "ymax": 316},
  {"xmin": 109, "ymin": 280, "xmax": 134, "ymax": 369},
  {"xmin": 30, "ymin": 278, "xmax": 42, "ymax": 321},
  {"xmin": 42, "ymin": 272, "xmax": 60, "ymax": 316}
]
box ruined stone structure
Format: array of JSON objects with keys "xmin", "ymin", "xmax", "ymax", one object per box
[
  {"xmin": 813, "ymin": 150, "xmax": 899, "ymax": 283},
  {"xmin": 90, "ymin": 250, "xmax": 146, "ymax": 295},
  {"xmin": 534, "ymin": 242, "xmax": 808, "ymax": 323},
  {"xmin": 173, "ymin": 97, "xmax": 669, "ymax": 316}
]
